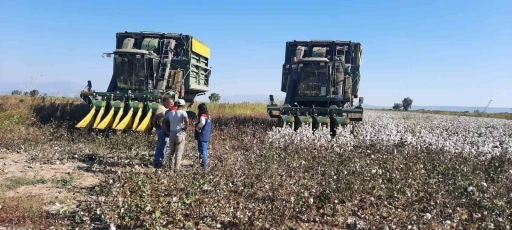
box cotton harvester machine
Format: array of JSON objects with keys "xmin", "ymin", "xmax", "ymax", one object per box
[
  {"xmin": 76, "ymin": 31, "xmax": 211, "ymax": 131},
  {"xmin": 267, "ymin": 40, "xmax": 364, "ymax": 137}
]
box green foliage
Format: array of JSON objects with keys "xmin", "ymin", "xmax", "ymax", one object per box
[
  {"xmin": 402, "ymin": 97, "xmax": 413, "ymax": 110},
  {"xmin": 208, "ymin": 93, "xmax": 221, "ymax": 102},
  {"xmin": 393, "ymin": 102, "xmax": 402, "ymax": 110},
  {"xmin": 11, "ymin": 90, "xmax": 22, "ymax": 95},
  {"xmin": 29, "ymin": 89, "xmax": 39, "ymax": 97}
]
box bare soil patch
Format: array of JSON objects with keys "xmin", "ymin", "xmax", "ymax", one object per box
[
  {"xmin": 0, "ymin": 151, "xmax": 101, "ymax": 228},
  {"xmin": 1, "ymin": 151, "xmax": 100, "ymax": 189}
]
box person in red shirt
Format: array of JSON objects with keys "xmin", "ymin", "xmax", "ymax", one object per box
[
  {"xmin": 194, "ymin": 103, "xmax": 212, "ymax": 169},
  {"xmin": 169, "ymin": 103, "xmax": 177, "ymax": 111}
]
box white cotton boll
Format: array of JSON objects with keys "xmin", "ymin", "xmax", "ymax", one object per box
[{"xmin": 265, "ymin": 110, "xmax": 512, "ymax": 157}]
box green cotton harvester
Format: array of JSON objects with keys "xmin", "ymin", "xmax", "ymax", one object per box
[
  {"xmin": 76, "ymin": 31, "xmax": 211, "ymax": 131},
  {"xmin": 267, "ymin": 40, "xmax": 364, "ymax": 137}
]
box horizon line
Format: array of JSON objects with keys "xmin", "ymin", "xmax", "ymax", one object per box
[{"xmin": 0, "ymin": 92, "xmax": 510, "ymax": 110}]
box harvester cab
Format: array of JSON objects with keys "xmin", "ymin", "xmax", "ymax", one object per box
[
  {"xmin": 267, "ymin": 40, "xmax": 364, "ymax": 137},
  {"xmin": 76, "ymin": 31, "xmax": 211, "ymax": 131}
]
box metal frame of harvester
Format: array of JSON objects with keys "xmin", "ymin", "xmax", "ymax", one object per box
[
  {"xmin": 75, "ymin": 31, "xmax": 211, "ymax": 132},
  {"xmin": 267, "ymin": 40, "xmax": 364, "ymax": 137}
]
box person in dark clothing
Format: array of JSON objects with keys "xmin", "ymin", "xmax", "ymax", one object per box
[
  {"xmin": 152, "ymin": 97, "xmax": 173, "ymax": 168},
  {"xmin": 194, "ymin": 103, "xmax": 212, "ymax": 169}
]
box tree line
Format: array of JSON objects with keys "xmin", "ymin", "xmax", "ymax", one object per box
[
  {"xmin": 393, "ymin": 97, "xmax": 413, "ymax": 111},
  {"xmin": 11, "ymin": 89, "xmax": 41, "ymax": 97}
]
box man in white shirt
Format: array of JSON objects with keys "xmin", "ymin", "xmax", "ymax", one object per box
[{"xmin": 165, "ymin": 99, "xmax": 189, "ymax": 171}]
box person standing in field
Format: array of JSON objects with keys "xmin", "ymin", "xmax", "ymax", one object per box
[
  {"xmin": 194, "ymin": 103, "xmax": 212, "ymax": 169},
  {"xmin": 152, "ymin": 97, "xmax": 173, "ymax": 168},
  {"xmin": 165, "ymin": 99, "xmax": 189, "ymax": 172},
  {"xmin": 169, "ymin": 101, "xmax": 177, "ymax": 111}
]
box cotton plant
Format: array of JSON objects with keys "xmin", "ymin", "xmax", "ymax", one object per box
[{"xmin": 266, "ymin": 110, "xmax": 512, "ymax": 157}]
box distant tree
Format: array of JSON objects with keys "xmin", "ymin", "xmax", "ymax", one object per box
[
  {"xmin": 11, "ymin": 90, "xmax": 22, "ymax": 95},
  {"xmin": 402, "ymin": 97, "xmax": 413, "ymax": 111},
  {"xmin": 393, "ymin": 103, "xmax": 402, "ymax": 110},
  {"xmin": 29, "ymin": 89, "xmax": 39, "ymax": 97},
  {"xmin": 208, "ymin": 93, "xmax": 221, "ymax": 102},
  {"xmin": 23, "ymin": 91, "xmax": 29, "ymax": 96}
]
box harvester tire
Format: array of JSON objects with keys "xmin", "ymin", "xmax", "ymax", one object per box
[
  {"xmin": 329, "ymin": 117, "xmax": 337, "ymax": 138},
  {"xmin": 312, "ymin": 118, "xmax": 320, "ymax": 132}
]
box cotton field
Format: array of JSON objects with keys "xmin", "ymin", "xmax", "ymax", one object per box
[
  {"xmin": 2, "ymin": 94, "xmax": 512, "ymax": 228},
  {"xmin": 267, "ymin": 110, "xmax": 512, "ymax": 156}
]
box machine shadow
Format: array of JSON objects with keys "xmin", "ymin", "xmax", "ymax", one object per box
[{"xmin": 32, "ymin": 100, "xmax": 90, "ymax": 130}]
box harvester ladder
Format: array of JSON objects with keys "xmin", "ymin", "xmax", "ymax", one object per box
[{"xmin": 157, "ymin": 39, "xmax": 176, "ymax": 90}]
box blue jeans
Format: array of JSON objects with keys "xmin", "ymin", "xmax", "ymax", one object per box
[
  {"xmin": 197, "ymin": 140, "xmax": 209, "ymax": 168},
  {"xmin": 154, "ymin": 129, "xmax": 169, "ymax": 165}
]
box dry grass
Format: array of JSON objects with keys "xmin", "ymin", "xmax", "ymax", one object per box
[
  {"xmin": 0, "ymin": 94, "xmax": 511, "ymax": 229},
  {"xmin": 189, "ymin": 101, "xmax": 268, "ymax": 116}
]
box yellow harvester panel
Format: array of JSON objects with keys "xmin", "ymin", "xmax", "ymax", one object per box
[{"xmin": 192, "ymin": 37, "xmax": 210, "ymax": 59}]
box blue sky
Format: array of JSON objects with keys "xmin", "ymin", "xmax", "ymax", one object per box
[{"xmin": 0, "ymin": 0, "xmax": 511, "ymax": 107}]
